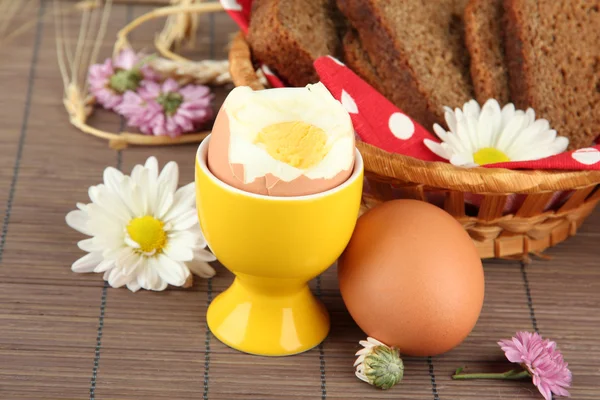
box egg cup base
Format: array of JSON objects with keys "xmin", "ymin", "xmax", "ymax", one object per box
[{"xmin": 206, "ymin": 276, "xmax": 330, "ymax": 357}]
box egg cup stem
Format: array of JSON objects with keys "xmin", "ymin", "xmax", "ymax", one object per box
[{"xmin": 206, "ymin": 274, "xmax": 331, "ymax": 356}]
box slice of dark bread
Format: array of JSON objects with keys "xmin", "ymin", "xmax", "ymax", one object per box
[
  {"xmin": 464, "ymin": 0, "xmax": 510, "ymax": 105},
  {"xmin": 342, "ymin": 30, "xmax": 384, "ymax": 93},
  {"xmin": 337, "ymin": 0, "xmax": 474, "ymax": 129},
  {"xmin": 247, "ymin": 0, "xmax": 343, "ymax": 87},
  {"xmin": 504, "ymin": 0, "xmax": 600, "ymax": 149},
  {"xmin": 343, "ymin": 30, "xmax": 420, "ymax": 112}
]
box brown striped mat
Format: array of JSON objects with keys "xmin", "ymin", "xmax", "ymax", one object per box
[{"xmin": 0, "ymin": 1, "xmax": 599, "ymax": 399}]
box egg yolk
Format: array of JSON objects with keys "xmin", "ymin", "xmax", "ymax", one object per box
[{"xmin": 254, "ymin": 121, "xmax": 329, "ymax": 169}]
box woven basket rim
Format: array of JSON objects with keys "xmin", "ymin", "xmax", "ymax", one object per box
[{"xmin": 228, "ymin": 32, "xmax": 600, "ymax": 194}]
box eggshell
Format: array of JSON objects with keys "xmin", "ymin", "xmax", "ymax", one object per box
[
  {"xmin": 207, "ymin": 88, "xmax": 355, "ymax": 197},
  {"xmin": 338, "ymin": 200, "xmax": 485, "ymax": 357}
]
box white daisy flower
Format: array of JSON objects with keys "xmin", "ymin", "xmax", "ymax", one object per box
[
  {"xmin": 424, "ymin": 99, "xmax": 569, "ymax": 167},
  {"xmin": 66, "ymin": 156, "xmax": 216, "ymax": 292},
  {"xmin": 354, "ymin": 337, "xmax": 404, "ymax": 390}
]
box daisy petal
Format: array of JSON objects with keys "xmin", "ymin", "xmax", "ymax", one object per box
[
  {"xmin": 156, "ymin": 254, "xmax": 190, "ymax": 286},
  {"xmin": 367, "ymin": 337, "xmax": 388, "ymax": 347},
  {"xmin": 156, "ymin": 192, "xmax": 174, "ymax": 220},
  {"xmin": 93, "ymin": 259, "xmax": 115, "ymax": 273},
  {"xmin": 551, "ymin": 136, "xmax": 569, "ymax": 153},
  {"xmin": 116, "ymin": 247, "xmax": 143, "ymax": 276},
  {"xmin": 164, "ymin": 242, "xmax": 195, "ymax": 261},
  {"xmin": 130, "ymin": 164, "xmax": 145, "ymax": 185},
  {"xmin": 126, "ymin": 279, "xmax": 142, "ymax": 292},
  {"xmin": 450, "ymin": 152, "xmax": 475, "ymax": 167},
  {"xmin": 424, "ymin": 139, "xmax": 450, "ymax": 160},
  {"xmin": 168, "ymin": 229, "xmax": 200, "ymax": 249},
  {"xmin": 433, "ymin": 124, "xmax": 449, "ymax": 141},
  {"xmin": 354, "ymin": 355, "xmax": 365, "ymax": 367},
  {"xmin": 72, "ymin": 252, "xmax": 104, "ymax": 273},
  {"xmin": 103, "ymin": 167, "xmax": 124, "ymax": 194},
  {"xmin": 107, "ymin": 268, "xmax": 133, "ymax": 288},
  {"xmin": 187, "ymin": 261, "xmax": 216, "ymax": 278},
  {"xmin": 156, "ymin": 279, "xmax": 168, "ymax": 291},
  {"xmin": 66, "ymin": 210, "xmax": 91, "ymax": 235},
  {"xmin": 137, "ymin": 261, "xmax": 163, "ymax": 291},
  {"xmin": 157, "ymin": 161, "xmax": 179, "ymax": 198},
  {"xmin": 477, "ymin": 109, "xmax": 494, "ymax": 147},
  {"xmin": 496, "ymin": 114, "xmax": 525, "ymax": 151},
  {"xmin": 94, "ymin": 188, "xmax": 133, "ymax": 223},
  {"xmin": 193, "ymin": 248, "xmax": 217, "ymax": 262},
  {"xmin": 355, "ymin": 371, "xmax": 370, "ymax": 383},
  {"xmin": 144, "ymin": 157, "xmax": 159, "ymax": 180},
  {"xmin": 168, "ymin": 209, "xmax": 199, "ymax": 231},
  {"xmin": 444, "ymin": 109, "xmax": 458, "ymax": 134},
  {"xmin": 125, "ymin": 236, "xmax": 141, "ymax": 249},
  {"xmin": 172, "ymin": 182, "xmax": 196, "ymax": 211},
  {"xmin": 78, "ymin": 238, "xmax": 102, "ymax": 252}
]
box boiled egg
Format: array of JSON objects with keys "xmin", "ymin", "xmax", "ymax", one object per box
[
  {"xmin": 338, "ymin": 200, "xmax": 485, "ymax": 357},
  {"xmin": 207, "ymin": 82, "xmax": 355, "ymax": 196}
]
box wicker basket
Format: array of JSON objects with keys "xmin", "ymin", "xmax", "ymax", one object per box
[{"xmin": 229, "ymin": 32, "xmax": 600, "ymax": 260}]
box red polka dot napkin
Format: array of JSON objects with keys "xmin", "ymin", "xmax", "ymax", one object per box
[
  {"xmin": 314, "ymin": 56, "xmax": 442, "ymax": 163},
  {"xmin": 220, "ymin": 0, "xmax": 600, "ymax": 171}
]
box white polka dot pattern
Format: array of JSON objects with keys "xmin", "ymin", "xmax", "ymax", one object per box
[
  {"xmin": 341, "ymin": 90, "xmax": 358, "ymax": 114},
  {"xmin": 221, "ymin": 0, "xmax": 243, "ymax": 10},
  {"xmin": 327, "ymin": 55, "xmax": 345, "ymax": 66},
  {"xmin": 261, "ymin": 65, "xmax": 275, "ymax": 76},
  {"xmin": 572, "ymin": 148, "xmax": 600, "ymax": 165},
  {"xmin": 388, "ymin": 112, "xmax": 415, "ymax": 140}
]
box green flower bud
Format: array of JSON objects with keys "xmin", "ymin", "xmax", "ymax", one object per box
[{"xmin": 354, "ymin": 337, "xmax": 404, "ymax": 390}]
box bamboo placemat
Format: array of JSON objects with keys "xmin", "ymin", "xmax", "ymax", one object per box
[{"xmin": 0, "ymin": 1, "xmax": 599, "ymax": 399}]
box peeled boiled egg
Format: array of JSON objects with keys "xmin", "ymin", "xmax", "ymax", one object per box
[
  {"xmin": 338, "ymin": 200, "xmax": 485, "ymax": 357},
  {"xmin": 207, "ymin": 83, "xmax": 355, "ymax": 196}
]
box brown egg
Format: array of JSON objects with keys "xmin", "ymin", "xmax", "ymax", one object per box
[{"xmin": 338, "ymin": 200, "xmax": 484, "ymax": 357}]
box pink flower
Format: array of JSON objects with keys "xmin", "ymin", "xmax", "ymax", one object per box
[
  {"xmin": 116, "ymin": 78, "xmax": 213, "ymax": 137},
  {"xmin": 453, "ymin": 332, "xmax": 572, "ymax": 400},
  {"xmin": 499, "ymin": 332, "xmax": 572, "ymax": 400},
  {"xmin": 88, "ymin": 49, "xmax": 158, "ymax": 110}
]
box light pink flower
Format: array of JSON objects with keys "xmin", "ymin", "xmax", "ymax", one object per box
[
  {"xmin": 499, "ymin": 332, "xmax": 572, "ymax": 400},
  {"xmin": 88, "ymin": 49, "xmax": 158, "ymax": 110},
  {"xmin": 116, "ymin": 78, "xmax": 213, "ymax": 137}
]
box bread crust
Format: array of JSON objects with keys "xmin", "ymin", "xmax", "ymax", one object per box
[
  {"xmin": 342, "ymin": 31, "xmax": 383, "ymax": 92},
  {"xmin": 247, "ymin": 0, "xmax": 341, "ymax": 87},
  {"xmin": 464, "ymin": 0, "xmax": 510, "ymax": 105},
  {"xmin": 502, "ymin": 0, "xmax": 531, "ymax": 110},
  {"xmin": 337, "ymin": 0, "xmax": 444, "ymax": 129}
]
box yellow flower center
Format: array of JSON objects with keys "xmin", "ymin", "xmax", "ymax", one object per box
[
  {"xmin": 126, "ymin": 216, "xmax": 167, "ymax": 254},
  {"xmin": 473, "ymin": 147, "xmax": 510, "ymax": 165}
]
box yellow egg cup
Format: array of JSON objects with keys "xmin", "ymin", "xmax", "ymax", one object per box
[{"xmin": 195, "ymin": 135, "xmax": 364, "ymax": 356}]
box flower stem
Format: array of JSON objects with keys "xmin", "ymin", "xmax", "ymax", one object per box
[{"xmin": 452, "ymin": 369, "xmax": 530, "ymax": 381}]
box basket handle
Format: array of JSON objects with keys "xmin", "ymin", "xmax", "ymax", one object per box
[{"xmin": 114, "ymin": 2, "xmax": 225, "ymax": 59}]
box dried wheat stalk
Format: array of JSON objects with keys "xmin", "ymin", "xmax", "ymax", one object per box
[
  {"xmin": 0, "ymin": 0, "xmax": 90, "ymax": 49},
  {"xmin": 149, "ymin": 57, "xmax": 231, "ymax": 86}
]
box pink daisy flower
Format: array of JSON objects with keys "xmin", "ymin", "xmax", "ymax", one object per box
[
  {"xmin": 88, "ymin": 48, "xmax": 158, "ymax": 110},
  {"xmin": 499, "ymin": 332, "xmax": 572, "ymax": 400},
  {"xmin": 116, "ymin": 78, "xmax": 213, "ymax": 138},
  {"xmin": 453, "ymin": 331, "xmax": 572, "ymax": 400}
]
